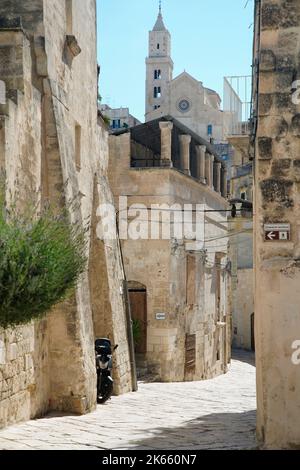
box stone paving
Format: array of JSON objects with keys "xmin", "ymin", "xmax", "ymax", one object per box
[{"xmin": 0, "ymin": 350, "xmax": 256, "ymax": 450}]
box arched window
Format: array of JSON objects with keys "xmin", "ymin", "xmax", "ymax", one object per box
[{"xmin": 154, "ymin": 87, "xmax": 161, "ymax": 98}]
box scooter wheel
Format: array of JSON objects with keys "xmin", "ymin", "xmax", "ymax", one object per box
[
  {"xmin": 97, "ymin": 380, "xmax": 113, "ymax": 404},
  {"xmin": 97, "ymin": 396, "xmax": 109, "ymax": 404}
]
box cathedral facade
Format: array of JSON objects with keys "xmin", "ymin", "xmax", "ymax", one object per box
[{"xmin": 145, "ymin": 7, "xmax": 225, "ymax": 144}]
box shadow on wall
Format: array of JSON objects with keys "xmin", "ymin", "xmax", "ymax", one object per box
[
  {"xmin": 126, "ymin": 410, "xmax": 257, "ymax": 450},
  {"xmin": 232, "ymin": 349, "xmax": 255, "ymax": 367}
]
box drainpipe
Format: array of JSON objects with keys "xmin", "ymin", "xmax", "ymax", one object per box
[
  {"xmin": 116, "ymin": 214, "xmax": 138, "ymax": 392},
  {"xmin": 122, "ymin": 279, "xmax": 138, "ymax": 392}
]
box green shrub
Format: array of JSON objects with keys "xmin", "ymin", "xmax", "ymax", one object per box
[
  {"xmin": 132, "ymin": 318, "xmax": 141, "ymax": 348},
  {"xmin": 0, "ymin": 186, "xmax": 87, "ymax": 328},
  {"xmin": 102, "ymin": 115, "xmax": 110, "ymax": 126}
]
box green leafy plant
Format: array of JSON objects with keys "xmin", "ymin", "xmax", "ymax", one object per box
[
  {"xmin": 0, "ymin": 183, "xmax": 87, "ymax": 328},
  {"xmin": 132, "ymin": 318, "xmax": 141, "ymax": 348},
  {"xmin": 102, "ymin": 115, "xmax": 110, "ymax": 126}
]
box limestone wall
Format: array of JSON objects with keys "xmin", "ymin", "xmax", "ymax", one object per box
[
  {"xmin": 254, "ymin": 0, "xmax": 300, "ymax": 448},
  {"xmin": 0, "ymin": 0, "xmax": 132, "ymax": 429},
  {"xmin": 0, "ymin": 24, "xmax": 49, "ymax": 428},
  {"xmin": 0, "ymin": 321, "xmax": 49, "ymax": 428},
  {"xmin": 231, "ymin": 268, "xmax": 254, "ymax": 351},
  {"xmin": 228, "ymin": 133, "xmax": 254, "ymax": 352},
  {"xmin": 109, "ymin": 132, "xmax": 230, "ymax": 382},
  {"xmin": 230, "ymin": 221, "xmax": 254, "ymax": 351},
  {"xmin": 0, "ymin": 1, "xmax": 44, "ymax": 34}
]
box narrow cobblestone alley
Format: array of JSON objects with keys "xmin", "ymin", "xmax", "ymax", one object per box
[{"xmin": 0, "ymin": 351, "xmax": 256, "ymax": 450}]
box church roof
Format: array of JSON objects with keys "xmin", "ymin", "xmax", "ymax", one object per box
[
  {"xmin": 173, "ymin": 71, "xmax": 202, "ymax": 86},
  {"xmin": 153, "ymin": 12, "xmax": 167, "ymax": 31},
  {"xmin": 205, "ymin": 87, "xmax": 221, "ymax": 102}
]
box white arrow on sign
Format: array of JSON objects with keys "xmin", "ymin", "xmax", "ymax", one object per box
[{"xmin": 267, "ymin": 231, "xmax": 276, "ymax": 240}]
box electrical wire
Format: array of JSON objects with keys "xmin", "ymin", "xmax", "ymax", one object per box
[{"xmin": 117, "ymin": 207, "xmax": 244, "ymax": 214}]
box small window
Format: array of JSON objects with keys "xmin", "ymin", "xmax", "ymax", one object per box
[
  {"xmin": 154, "ymin": 105, "xmax": 161, "ymax": 110},
  {"xmin": 154, "ymin": 87, "xmax": 161, "ymax": 98},
  {"xmin": 75, "ymin": 123, "xmax": 81, "ymax": 170},
  {"xmin": 207, "ymin": 124, "xmax": 213, "ymax": 136},
  {"xmin": 112, "ymin": 119, "xmax": 121, "ymax": 129},
  {"xmin": 157, "ymin": 43, "xmax": 160, "ymax": 50},
  {"xmin": 154, "ymin": 69, "xmax": 161, "ymax": 80},
  {"xmin": 241, "ymin": 191, "xmax": 246, "ymax": 200}
]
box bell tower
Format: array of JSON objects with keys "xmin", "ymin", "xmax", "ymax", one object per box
[{"xmin": 145, "ymin": 2, "xmax": 173, "ymax": 121}]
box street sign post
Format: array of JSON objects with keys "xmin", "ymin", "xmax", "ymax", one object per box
[{"xmin": 264, "ymin": 223, "xmax": 290, "ymax": 241}]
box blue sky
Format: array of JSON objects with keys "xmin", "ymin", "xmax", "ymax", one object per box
[{"xmin": 97, "ymin": 0, "xmax": 254, "ymax": 122}]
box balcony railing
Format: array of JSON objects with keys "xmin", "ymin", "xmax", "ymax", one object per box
[{"xmin": 224, "ymin": 76, "xmax": 252, "ymax": 137}]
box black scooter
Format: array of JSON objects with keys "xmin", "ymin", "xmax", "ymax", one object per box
[{"xmin": 95, "ymin": 338, "xmax": 118, "ymax": 404}]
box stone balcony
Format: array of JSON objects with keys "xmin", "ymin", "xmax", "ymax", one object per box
[{"xmin": 114, "ymin": 116, "xmax": 228, "ymax": 199}]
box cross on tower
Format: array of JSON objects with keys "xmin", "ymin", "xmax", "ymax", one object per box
[{"xmin": 159, "ymin": 0, "xmax": 162, "ymax": 15}]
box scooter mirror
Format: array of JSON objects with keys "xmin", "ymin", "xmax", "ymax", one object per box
[{"xmin": 114, "ymin": 344, "xmax": 119, "ymax": 351}]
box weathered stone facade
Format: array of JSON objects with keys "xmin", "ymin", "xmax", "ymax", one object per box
[
  {"xmin": 108, "ymin": 117, "xmax": 231, "ymax": 382},
  {"xmin": 227, "ymin": 134, "xmax": 254, "ymax": 351},
  {"xmin": 253, "ymin": 0, "xmax": 300, "ymax": 448},
  {"xmin": 0, "ymin": 0, "xmax": 132, "ymax": 429},
  {"xmin": 99, "ymin": 104, "xmax": 141, "ymax": 133},
  {"xmin": 230, "ymin": 225, "xmax": 254, "ymax": 351}
]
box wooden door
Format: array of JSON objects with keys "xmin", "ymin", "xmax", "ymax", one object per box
[{"xmin": 129, "ymin": 290, "xmax": 147, "ymax": 354}]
